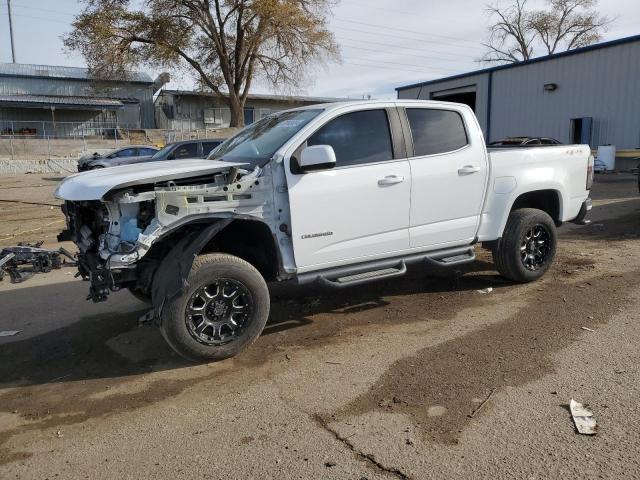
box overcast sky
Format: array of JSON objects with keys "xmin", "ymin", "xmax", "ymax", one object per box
[{"xmin": 0, "ymin": 0, "xmax": 638, "ymax": 99}]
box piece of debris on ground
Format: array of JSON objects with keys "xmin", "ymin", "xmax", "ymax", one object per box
[
  {"xmin": 0, "ymin": 241, "xmax": 76, "ymax": 283},
  {"xmin": 570, "ymin": 399, "xmax": 598, "ymax": 435},
  {"xmin": 0, "ymin": 330, "xmax": 20, "ymax": 337}
]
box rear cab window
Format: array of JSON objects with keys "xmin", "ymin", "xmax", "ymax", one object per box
[
  {"xmin": 405, "ymin": 108, "xmax": 468, "ymax": 157},
  {"xmin": 306, "ymin": 109, "xmax": 394, "ymax": 167}
]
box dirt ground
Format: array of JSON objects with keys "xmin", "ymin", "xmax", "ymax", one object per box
[{"xmin": 0, "ymin": 173, "xmax": 639, "ymax": 479}]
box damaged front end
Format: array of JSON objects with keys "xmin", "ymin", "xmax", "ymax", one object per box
[{"xmin": 55, "ymin": 160, "xmax": 274, "ymax": 304}]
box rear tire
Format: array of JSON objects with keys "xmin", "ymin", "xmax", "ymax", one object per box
[
  {"xmin": 160, "ymin": 253, "xmax": 270, "ymax": 362},
  {"xmin": 492, "ymin": 208, "xmax": 557, "ymax": 283}
]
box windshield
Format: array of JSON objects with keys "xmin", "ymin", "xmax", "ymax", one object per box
[
  {"xmin": 208, "ymin": 109, "xmax": 323, "ymax": 168},
  {"xmin": 152, "ymin": 144, "xmax": 174, "ymax": 159}
]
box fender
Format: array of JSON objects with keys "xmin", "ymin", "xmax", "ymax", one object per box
[{"xmin": 145, "ymin": 218, "xmax": 232, "ymax": 324}]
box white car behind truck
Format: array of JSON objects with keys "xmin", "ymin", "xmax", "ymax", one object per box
[{"xmin": 55, "ymin": 100, "xmax": 594, "ymax": 361}]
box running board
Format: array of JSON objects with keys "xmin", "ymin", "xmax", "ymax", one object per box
[
  {"xmin": 428, "ymin": 251, "xmax": 475, "ymax": 266},
  {"xmin": 297, "ymin": 246, "xmax": 476, "ymax": 289},
  {"xmin": 319, "ymin": 263, "xmax": 407, "ymax": 288}
]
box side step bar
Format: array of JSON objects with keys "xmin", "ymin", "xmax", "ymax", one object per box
[{"xmin": 298, "ymin": 246, "xmax": 475, "ymax": 289}]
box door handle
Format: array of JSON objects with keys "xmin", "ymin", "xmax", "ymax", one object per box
[
  {"xmin": 378, "ymin": 175, "xmax": 405, "ymax": 186},
  {"xmin": 458, "ymin": 165, "xmax": 481, "ymax": 175}
]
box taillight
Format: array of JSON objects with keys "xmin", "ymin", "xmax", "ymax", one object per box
[{"xmin": 586, "ymin": 154, "xmax": 594, "ymax": 190}]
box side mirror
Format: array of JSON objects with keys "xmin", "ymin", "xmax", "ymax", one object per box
[
  {"xmin": 167, "ymin": 152, "xmax": 175, "ymax": 160},
  {"xmin": 298, "ymin": 145, "xmax": 336, "ymax": 172}
]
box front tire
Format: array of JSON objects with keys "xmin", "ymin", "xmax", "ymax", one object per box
[
  {"xmin": 492, "ymin": 208, "xmax": 557, "ymax": 283},
  {"xmin": 160, "ymin": 253, "xmax": 270, "ymax": 362}
]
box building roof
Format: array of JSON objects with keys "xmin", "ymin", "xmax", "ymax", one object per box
[
  {"xmin": 0, "ymin": 62, "xmax": 153, "ymax": 84},
  {"xmin": 0, "ymin": 94, "xmax": 129, "ymax": 109},
  {"xmin": 160, "ymin": 89, "xmax": 344, "ymax": 104},
  {"xmin": 396, "ymin": 34, "xmax": 640, "ymax": 91}
]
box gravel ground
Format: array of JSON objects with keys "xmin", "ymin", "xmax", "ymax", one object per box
[{"xmin": 0, "ymin": 173, "xmax": 639, "ymax": 479}]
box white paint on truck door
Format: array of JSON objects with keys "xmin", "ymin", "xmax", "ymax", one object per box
[
  {"xmin": 404, "ymin": 106, "xmax": 488, "ymax": 248},
  {"xmin": 285, "ymin": 109, "xmax": 411, "ymax": 271}
]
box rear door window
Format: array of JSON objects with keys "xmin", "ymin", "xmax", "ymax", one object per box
[
  {"xmin": 115, "ymin": 148, "xmax": 137, "ymax": 157},
  {"xmin": 307, "ymin": 109, "xmax": 393, "ymax": 167},
  {"xmin": 172, "ymin": 142, "xmax": 199, "ymax": 159},
  {"xmin": 406, "ymin": 109, "xmax": 468, "ymax": 157}
]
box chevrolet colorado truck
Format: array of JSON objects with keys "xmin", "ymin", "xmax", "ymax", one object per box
[{"xmin": 55, "ymin": 100, "xmax": 594, "ymax": 362}]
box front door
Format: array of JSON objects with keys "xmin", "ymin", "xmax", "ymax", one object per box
[
  {"xmin": 403, "ymin": 107, "xmax": 488, "ymax": 248},
  {"xmin": 286, "ymin": 109, "xmax": 411, "ymax": 271}
]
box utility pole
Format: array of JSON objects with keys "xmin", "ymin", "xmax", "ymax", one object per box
[{"xmin": 7, "ymin": 0, "xmax": 17, "ymax": 63}]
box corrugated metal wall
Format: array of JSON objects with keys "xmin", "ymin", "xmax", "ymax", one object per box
[
  {"xmin": 0, "ymin": 76, "xmax": 155, "ymax": 128},
  {"xmin": 490, "ymin": 42, "xmax": 640, "ymax": 147},
  {"xmin": 397, "ymin": 73, "xmax": 490, "ymax": 136},
  {"xmin": 397, "ymin": 40, "xmax": 640, "ymax": 149}
]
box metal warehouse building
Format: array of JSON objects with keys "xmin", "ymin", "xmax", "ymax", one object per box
[
  {"xmin": 397, "ymin": 34, "xmax": 640, "ymax": 158},
  {"xmin": 155, "ymin": 90, "xmax": 342, "ymax": 131},
  {"xmin": 0, "ymin": 63, "xmax": 163, "ymax": 135}
]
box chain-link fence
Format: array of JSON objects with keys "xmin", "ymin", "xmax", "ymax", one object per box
[{"xmin": 0, "ymin": 120, "xmax": 236, "ymax": 163}]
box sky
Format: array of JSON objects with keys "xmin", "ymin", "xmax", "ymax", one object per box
[{"xmin": 0, "ymin": 0, "xmax": 638, "ymax": 99}]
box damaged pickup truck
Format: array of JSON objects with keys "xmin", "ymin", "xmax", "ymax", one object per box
[{"xmin": 55, "ymin": 100, "xmax": 594, "ymax": 362}]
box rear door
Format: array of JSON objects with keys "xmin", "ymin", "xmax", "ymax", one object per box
[
  {"xmin": 402, "ymin": 106, "xmax": 488, "ymax": 248},
  {"xmin": 286, "ymin": 107, "xmax": 411, "ymax": 271}
]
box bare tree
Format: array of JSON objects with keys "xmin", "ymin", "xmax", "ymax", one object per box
[
  {"xmin": 481, "ymin": 0, "xmax": 612, "ymax": 64},
  {"xmin": 482, "ymin": 0, "xmax": 535, "ymax": 63},
  {"xmin": 530, "ymin": 0, "xmax": 612, "ymax": 54},
  {"xmin": 65, "ymin": 0, "xmax": 340, "ymax": 127}
]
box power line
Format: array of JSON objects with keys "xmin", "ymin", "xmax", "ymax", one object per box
[
  {"xmin": 340, "ymin": 0, "xmax": 421, "ymax": 17},
  {"xmin": 1, "ymin": 1, "xmax": 76, "ymax": 18},
  {"xmin": 333, "ymin": 18, "xmax": 483, "ymax": 47},
  {"xmin": 342, "ymin": 55, "xmax": 459, "ymax": 72},
  {"xmin": 338, "ymin": 35, "xmax": 479, "ymax": 59},
  {"xmin": 340, "ymin": 42, "xmax": 478, "ymax": 64},
  {"xmin": 341, "ymin": 57, "xmax": 454, "ymax": 76},
  {"xmin": 0, "ymin": 11, "xmax": 74, "ymax": 25},
  {"xmin": 333, "ymin": 25, "xmax": 486, "ymax": 53},
  {"xmin": 340, "ymin": 60, "xmax": 443, "ymax": 77}
]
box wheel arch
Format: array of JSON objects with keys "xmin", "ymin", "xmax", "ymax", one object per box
[
  {"xmin": 145, "ymin": 216, "xmax": 283, "ymax": 282},
  {"xmin": 139, "ymin": 216, "xmax": 283, "ymax": 322},
  {"xmin": 509, "ymin": 189, "xmax": 563, "ymax": 226}
]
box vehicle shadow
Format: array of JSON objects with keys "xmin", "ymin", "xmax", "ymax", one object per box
[
  {"xmin": 0, "ymin": 258, "xmax": 504, "ymax": 389},
  {"xmin": 561, "ymin": 198, "xmax": 640, "ymax": 242}
]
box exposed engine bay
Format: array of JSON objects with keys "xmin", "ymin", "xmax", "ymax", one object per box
[{"xmin": 58, "ymin": 164, "xmax": 284, "ymax": 303}]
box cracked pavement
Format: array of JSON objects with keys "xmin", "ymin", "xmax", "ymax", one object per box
[{"xmin": 1, "ymin": 174, "xmax": 640, "ymax": 479}]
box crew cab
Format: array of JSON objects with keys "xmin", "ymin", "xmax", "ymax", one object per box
[{"xmin": 55, "ymin": 100, "xmax": 594, "ymax": 362}]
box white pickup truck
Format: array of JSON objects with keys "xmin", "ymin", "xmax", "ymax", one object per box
[{"xmin": 55, "ymin": 100, "xmax": 593, "ymax": 361}]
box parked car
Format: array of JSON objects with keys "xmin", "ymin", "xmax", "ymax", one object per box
[
  {"xmin": 77, "ymin": 145, "xmax": 160, "ymax": 171},
  {"xmin": 55, "ymin": 100, "xmax": 593, "ymax": 362},
  {"xmin": 489, "ymin": 137, "xmax": 562, "ymax": 146},
  {"xmin": 79, "ymin": 139, "xmax": 225, "ymax": 170}
]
